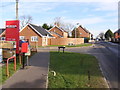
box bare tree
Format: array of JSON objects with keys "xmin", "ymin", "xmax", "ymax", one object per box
[
  {"xmin": 53, "ymin": 17, "xmax": 74, "ymax": 37},
  {"xmin": 54, "ymin": 17, "xmax": 63, "ymax": 27},
  {"xmin": 63, "ymin": 23, "xmax": 74, "ymax": 37},
  {"xmin": 97, "ymin": 32, "xmax": 105, "ymax": 40},
  {"xmin": 20, "ymin": 15, "xmax": 32, "ymax": 29}
]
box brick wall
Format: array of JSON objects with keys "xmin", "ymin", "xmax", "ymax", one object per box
[
  {"xmin": 20, "ymin": 25, "xmax": 42, "ymax": 46},
  {"xmin": 48, "ymin": 38, "xmax": 84, "ymax": 45}
]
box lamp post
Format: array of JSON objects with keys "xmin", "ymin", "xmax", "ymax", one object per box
[
  {"xmin": 75, "ymin": 23, "xmax": 79, "ymax": 45},
  {"xmin": 16, "ymin": 0, "xmax": 19, "ymax": 20}
]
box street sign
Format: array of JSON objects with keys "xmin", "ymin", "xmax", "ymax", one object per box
[{"xmin": 6, "ymin": 20, "xmax": 19, "ymax": 54}]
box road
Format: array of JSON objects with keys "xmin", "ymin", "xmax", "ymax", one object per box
[
  {"xmin": 63, "ymin": 42, "xmax": 119, "ymax": 89},
  {"xmin": 96, "ymin": 41, "xmax": 120, "ymax": 89}
]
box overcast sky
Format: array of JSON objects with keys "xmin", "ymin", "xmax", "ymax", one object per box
[{"xmin": 0, "ymin": 0, "xmax": 119, "ymax": 37}]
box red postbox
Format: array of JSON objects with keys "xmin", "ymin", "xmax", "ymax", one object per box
[{"xmin": 21, "ymin": 43, "xmax": 28, "ymax": 53}]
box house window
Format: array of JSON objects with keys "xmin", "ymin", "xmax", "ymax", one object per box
[
  {"xmin": 31, "ymin": 36, "xmax": 38, "ymax": 42},
  {"xmin": 80, "ymin": 33, "xmax": 82, "ymax": 35},
  {"xmin": 20, "ymin": 36, "xmax": 25, "ymax": 40}
]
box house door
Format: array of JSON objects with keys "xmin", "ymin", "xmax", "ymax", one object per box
[{"xmin": 42, "ymin": 37, "xmax": 48, "ymax": 46}]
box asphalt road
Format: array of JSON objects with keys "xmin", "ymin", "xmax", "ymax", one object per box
[
  {"xmin": 96, "ymin": 41, "xmax": 120, "ymax": 89},
  {"xmin": 47, "ymin": 42, "xmax": 120, "ymax": 89},
  {"xmin": 63, "ymin": 42, "xmax": 119, "ymax": 89}
]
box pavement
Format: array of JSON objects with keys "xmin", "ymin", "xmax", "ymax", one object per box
[{"xmin": 2, "ymin": 48, "xmax": 50, "ymax": 89}]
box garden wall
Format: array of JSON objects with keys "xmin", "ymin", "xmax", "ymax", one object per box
[{"xmin": 48, "ymin": 38, "xmax": 84, "ymax": 45}]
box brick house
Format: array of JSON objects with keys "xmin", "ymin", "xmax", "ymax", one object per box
[
  {"xmin": 114, "ymin": 29, "xmax": 120, "ymax": 42},
  {"xmin": 49, "ymin": 25, "xmax": 68, "ymax": 38},
  {"xmin": 72, "ymin": 25, "xmax": 93, "ymax": 39},
  {"xmin": 20, "ymin": 23, "xmax": 53, "ymax": 47}
]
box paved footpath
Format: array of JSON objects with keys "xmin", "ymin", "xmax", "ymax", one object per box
[{"xmin": 2, "ymin": 48, "xmax": 49, "ymax": 88}]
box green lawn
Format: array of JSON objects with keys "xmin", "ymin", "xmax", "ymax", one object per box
[
  {"xmin": 48, "ymin": 51, "xmax": 108, "ymax": 88},
  {"xmin": 47, "ymin": 43, "xmax": 92, "ymax": 47}
]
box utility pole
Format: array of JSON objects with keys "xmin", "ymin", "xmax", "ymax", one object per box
[
  {"xmin": 75, "ymin": 23, "xmax": 79, "ymax": 45},
  {"xmin": 16, "ymin": 0, "xmax": 18, "ymax": 20}
]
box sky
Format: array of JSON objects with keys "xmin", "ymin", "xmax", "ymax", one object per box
[{"xmin": 0, "ymin": 0, "xmax": 119, "ymax": 38}]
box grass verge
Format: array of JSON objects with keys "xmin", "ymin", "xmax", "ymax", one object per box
[
  {"xmin": 47, "ymin": 43, "xmax": 92, "ymax": 47},
  {"xmin": 0, "ymin": 58, "xmax": 21, "ymax": 85},
  {"xmin": 48, "ymin": 51, "xmax": 108, "ymax": 88},
  {"xmin": 0, "ymin": 51, "xmax": 36, "ymax": 85}
]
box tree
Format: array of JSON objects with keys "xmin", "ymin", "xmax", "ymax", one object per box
[
  {"xmin": 105, "ymin": 29, "xmax": 114, "ymax": 41},
  {"xmin": 53, "ymin": 17, "xmax": 74, "ymax": 37},
  {"xmin": 42, "ymin": 23, "xmax": 53, "ymax": 30},
  {"xmin": 54, "ymin": 17, "xmax": 63, "ymax": 27},
  {"xmin": 48, "ymin": 25, "xmax": 53, "ymax": 30},
  {"xmin": 42, "ymin": 23, "xmax": 49, "ymax": 30},
  {"xmin": 20, "ymin": 15, "xmax": 32, "ymax": 29},
  {"xmin": 62, "ymin": 23, "xmax": 74, "ymax": 37},
  {"xmin": 98, "ymin": 32, "xmax": 105, "ymax": 40}
]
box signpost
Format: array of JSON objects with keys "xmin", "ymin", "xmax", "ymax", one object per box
[{"xmin": 6, "ymin": 20, "xmax": 19, "ymax": 54}]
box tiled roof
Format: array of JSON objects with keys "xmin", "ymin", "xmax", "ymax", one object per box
[
  {"xmin": 50, "ymin": 31, "xmax": 63, "ymax": 38},
  {"xmin": 0, "ymin": 28, "xmax": 5, "ymax": 35},
  {"xmin": 29, "ymin": 24, "xmax": 53, "ymax": 37},
  {"xmin": 59, "ymin": 27, "xmax": 68, "ymax": 33},
  {"xmin": 50, "ymin": 25, "xmax": 68, "ymax": 33},
  {"xmin": 79, "ymin": 25, "xmax": 91, "ymax": 34}
]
